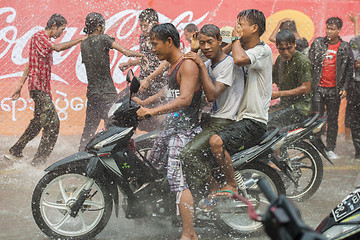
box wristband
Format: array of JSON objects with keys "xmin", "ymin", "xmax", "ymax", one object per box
[{"xmin": 231, "ymin": 36, "xmax": 240, "ymax": 43}]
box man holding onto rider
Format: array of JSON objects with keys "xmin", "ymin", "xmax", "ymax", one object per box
[
  {"xmin": 268, "ymin": 29, "xmax": 312, "ymax": 129},
  {"xmin": 181, "ymin": 24, "xmax": 244, "ymax": 200},
  {"xmin": 207, "ymin": 9, "xmax": 273, "ymax": 196},
  {"xmin": 136, "ymin": 23, "xmax": 201, "ymax": 240}
]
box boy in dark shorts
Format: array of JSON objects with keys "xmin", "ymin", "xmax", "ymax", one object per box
[{"xmin": 209, "ymin": 9, "xmax": 273, "ymax": 196}]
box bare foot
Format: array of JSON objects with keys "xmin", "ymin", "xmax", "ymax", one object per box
[{"xmin": 180, "ymin": 233, "xmax": 198, "ymax": 240}]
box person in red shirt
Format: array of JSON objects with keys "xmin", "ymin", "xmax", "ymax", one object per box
[
  {"xmin": 309, "ymin": 17, "xmax": 354, "ymax": 160},
  {"xmin": 4, "ymin": 14, "xmax": 86, "ymax": 166}
]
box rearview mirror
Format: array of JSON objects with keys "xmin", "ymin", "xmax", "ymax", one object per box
[{"xmin": 126, "ymin": 69, "xmax": 140, "ymax": 94}]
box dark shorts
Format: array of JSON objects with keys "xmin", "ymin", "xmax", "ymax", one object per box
[{"xmin": 217, "ymin": 118, "xmax": 267, "ymax": 156}]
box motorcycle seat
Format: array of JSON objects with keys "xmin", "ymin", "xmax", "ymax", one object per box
[{"xmin": 259, "ymin": 128, "xmax": 280, "ymax": 145}]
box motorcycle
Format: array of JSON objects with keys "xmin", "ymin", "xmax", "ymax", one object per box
[
  {"xmin": 135, "ymin": 111, "xmax": 330, "ymax": 202},
  {"xmin": 273, "ymin": 113, "xmax": 332, "ymax": 201},
  {"xmin": 31, "ymin": 69, "xmax": 286, "ymax": 239},
  {"xmin": 235, "ymin": 177, "xmax": 360, "ymax": 240}
]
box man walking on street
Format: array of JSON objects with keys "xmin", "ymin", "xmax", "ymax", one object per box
[
  {"xmin": 4, "ymin": 14, "xmax": 86, "ymax": 166},
  {"xmin": 309, "ymin": 17, "xmax": 353, "ymax": 160}
]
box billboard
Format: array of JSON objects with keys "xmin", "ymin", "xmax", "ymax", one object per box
[{"xmin": 0, "ymin": 0, "xmax": 357, "ymax": 135}]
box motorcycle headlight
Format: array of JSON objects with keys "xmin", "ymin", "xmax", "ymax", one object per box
[{"xmin": 313, "ymin": 122, "xmax": 325, "ymax": 134}]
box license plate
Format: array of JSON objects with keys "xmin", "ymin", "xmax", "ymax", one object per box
[{"xmin": 332, "ymin": 192, "xmax": 360, "ymax": 222}]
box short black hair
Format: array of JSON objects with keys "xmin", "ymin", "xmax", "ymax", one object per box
[
  {"xmin": 199, "ymin": 24, "xmax": 221, "ymax": 40},
  {"xmin": 83, "ymin": 12, "xmax": 105, "ymax": 34},
  {"xmin": 237, "ymin": 9, "xmax": 266, "ymax": 36},
  {"xmin": 139, "ymin": 8, "xmax": 158, "ymax": 23},
  {"xmin": 150, "ymin": 23, "xmax": 180, "ymax": 48},
  {"xmin": 46, "ymin": 14, "xmax": 67, "ymax": 29},
  {"xmin": 326, "ymin": 17, "xmax": 343, "ymax": 29},
  {"xmin": 279, "ymin": 20, "xmax": 298, "ymax": 33},
  {"xmin": 276, "ymin": 30, "xmax": 296, "ymax": 46},
  {"xmin": 184, "ymin": 23, "xmax": 198, "ymax": 33}
]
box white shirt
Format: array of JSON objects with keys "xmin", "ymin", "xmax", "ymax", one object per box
[
  {"xmin": 205, "ymin": 55, "xmax": 244, "ymax": 120},
  {"xmin": 236, "ymin": 43, "xmax": 273, "ymax": 124}
]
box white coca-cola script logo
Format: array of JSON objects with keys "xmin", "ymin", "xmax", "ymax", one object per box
[{"xmin": 0, "ymin": 7, "xmax": 208, "ymax": 85}]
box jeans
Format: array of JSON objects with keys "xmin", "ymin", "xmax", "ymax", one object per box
[
  {"xmin": 313, "ymin": 87, "xmax": 340, "ymax": 151},
  {"xmin": 9, "ymin": 90, "xmax": 60, "ymax": 161}
]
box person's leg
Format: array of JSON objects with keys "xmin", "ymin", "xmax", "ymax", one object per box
[
  {"xmin": 168, "ymin": 128, "xmax": 201, "ymax": 240},
  {"xmin": 209, "ymin": 134, "xmax": 238, "ymax": 194},
  {"xmin": 210, "ymin": 119, "xmax": 267, "ymax": 195},
  {"xmin": 32, "ymin": 91, "xmax": 60, "ymax": 165},
  {"xmin": 323, "ymin": 88, "xmax": 340, "ymax": 152},
  {"xmin": 79, "ymin": 96, "xmax": 102, "ymax": 151},
  {"xmin": 179, "ymin": 189, "xmax": 198, "ymax": 240},
  {"xmin": 351, "ymin": 82, "xmax": 360, "ymax": 158},
  {"xmin": 8, "ymin": 90, "xmax": 43, "ymax": 158}
]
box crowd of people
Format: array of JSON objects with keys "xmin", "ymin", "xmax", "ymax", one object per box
[{"xmin": 3, "ymin": 7, "xmax": 360, "ymax": 240}]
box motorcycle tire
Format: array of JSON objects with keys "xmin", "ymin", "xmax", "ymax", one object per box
[
  {"xmin": 282, "ymin": 141, "xmax": 323, "ymax": 201},
  {"xmin": 32, "ymin": 167, "xmax": 113, "ymax": 240},
  {"xmin": 215, "ymin": 161, "xmax": 285, "ymax": 236}
]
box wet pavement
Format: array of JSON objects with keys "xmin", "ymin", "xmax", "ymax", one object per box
[{"xmin": 0, "ymin": 134, "xmax": 359, "ymax": 240}]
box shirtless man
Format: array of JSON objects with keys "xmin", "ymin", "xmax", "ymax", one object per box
[{"xmin": 136, "ymin": 23, "xmax": 201, "ymax": 240}]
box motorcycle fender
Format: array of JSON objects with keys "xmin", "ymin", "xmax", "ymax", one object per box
[
  {"xmin": 309, "ymin": 138, "xmax": 333, "ymax": 164},
  {"xmin": 45, "ymin": 152, "xmax": 95, "ymax": 172}
]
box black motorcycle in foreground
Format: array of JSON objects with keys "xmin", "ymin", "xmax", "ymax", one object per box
[
  {"xmin": 234, "ymin": 177, "xmax": 360, "ymax": 240},
  {"xmin": 31, "ymin": 70, "xmax": 286, "ymax": 239}
]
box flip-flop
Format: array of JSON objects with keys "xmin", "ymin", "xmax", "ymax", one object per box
[
  {"xmin": 198, "ymin": 196, "xmax": 217, "ymax": 212},
  {"xmin": 215, "ymin": 190, "xmax": 236, "ymax": 199}
]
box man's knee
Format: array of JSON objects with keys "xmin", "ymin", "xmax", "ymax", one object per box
[{"xmin": 209, "ymin": 134, "xmax": 223, "ymax": 149}]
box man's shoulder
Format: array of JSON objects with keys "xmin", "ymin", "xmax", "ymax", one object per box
[{"xmin": 293, "ymin": 51, "xmax": 311, "ymax": 63}]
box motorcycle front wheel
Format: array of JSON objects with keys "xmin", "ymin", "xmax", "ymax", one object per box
[
  {"xmin": 282, "ymin": 141, "xmax": 323, "ymax": 201},
  {"xmin": 31, "ymin": 167, "xmax": 113, "ymax": 240},
  {"xmin": 215, "ymin": 161, "xmax": 285, "ymax": 235}
]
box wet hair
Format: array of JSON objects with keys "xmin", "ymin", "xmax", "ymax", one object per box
[
  {"xmin": 199, "ymin": 24, "xmax": 221, "ymax": 40},
  {"xmin": 150, "ymin": 23, "xmax": 180, "ymax": 48},
  {"xmin": 184, "ymin": 23, "xmax": 198, "ymax": 33},
  {"xmin": 139, "ymin": 8, "xmax": 159, "ymax": 23},
  {"xmin": 279, "ymin": 20, "xmax": 298, "ymax": 33},
  {"xmin": 237, "ymin": 9, "xmax": 266, "ymax": 36},
  {"xmin": 83, "ymin": 12, "xmax": 105, "ymax": 35},
  {"xmin": 46, "ymin": 14, "xmax": 67, "ymax": 29},
  {"xmin": 326, "ymin": 17, "xmax": 343, "ymax": 29},
  {"xmin": 276, "ymin": 30, "xmax": 296, "ymax": 45}
]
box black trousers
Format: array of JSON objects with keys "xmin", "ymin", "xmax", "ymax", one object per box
[
  {"xmin": 347, "ymin": 82, "xmax": 360, "ymax": 158},
  {"xmin": 313, "ymin": 87, "xmax": 340, "ymax": 151}
]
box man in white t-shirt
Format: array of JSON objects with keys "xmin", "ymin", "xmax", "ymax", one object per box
[
  {"xmin": 209, "ymin": 9, "xmax": 273, "ymax": 196},
  {"xmin": 182, "ymin": 24, "xmax": 244, "ymax": 200}
]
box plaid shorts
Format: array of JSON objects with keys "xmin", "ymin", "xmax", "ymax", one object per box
[{"xmin": 149, "ymin": 126, "xmax": 201, "ymax": 192}]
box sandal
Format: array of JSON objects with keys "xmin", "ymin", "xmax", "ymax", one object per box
[{"xmin": 198, "ymin": 196, "xmax": 217, "ymax": 212}]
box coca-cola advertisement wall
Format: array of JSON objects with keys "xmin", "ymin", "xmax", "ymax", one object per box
[{"xmin": 0, "ymin": 0, "xmax": 358, "ymax": 135}]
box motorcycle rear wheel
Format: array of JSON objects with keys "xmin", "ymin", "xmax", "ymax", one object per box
[
  {"xmin": 215, "ymin": 161, "xmax": 285, "ymax": 235},
  {"xmin": 32, "ymin": 167, "xmax": 113, "ymax": 240}
]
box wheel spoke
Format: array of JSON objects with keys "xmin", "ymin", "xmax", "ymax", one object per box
[
  {"xmin": 52, "ymin": 212, "xmax": 71, "ymax": 230},
  {"xmin": 78, "ymin": 211, "xmax": 89, "ymax": 231},
  {"xmin": 58, "ymin": 179, "xmax": 68, "ymax": 202},
  {"xmin": 42, "ymin": 199, "xmax": 68, "ymax": 210}
]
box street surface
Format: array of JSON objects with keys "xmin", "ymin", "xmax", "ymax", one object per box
[{"xmin": 0, "ymin": 134, "xmax": 359, "ymax": 240}]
